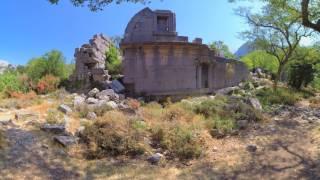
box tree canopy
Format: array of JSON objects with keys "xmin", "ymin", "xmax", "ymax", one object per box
[
  {"xmin": 49, "ymin": 0, "xmax": 150, "ymax": 11},
  {"xmin": 238, "ymin": 0, "xmax": 312, "ymax": 88},
  {"xmin": 209, "ymin": 41, "xmax": 236, "ymax": 59}
]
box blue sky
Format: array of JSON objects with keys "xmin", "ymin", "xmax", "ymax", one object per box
[{"xmin": 0, "ymin": 0, "xmax": 257, "ymax": 65}]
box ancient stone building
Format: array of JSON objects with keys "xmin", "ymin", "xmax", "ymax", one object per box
[
  {"xmin": 71, "ymin": 34, "xmax": 112, "ymax": 86},
  {"xmin": 120, "ymin": 8, "xmax": 249, "ymax": 96}
]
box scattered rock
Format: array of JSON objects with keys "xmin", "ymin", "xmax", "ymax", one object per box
[
  {"xmin": 210, "ymin": 129, "xmax": 225, "ymax": 139},
  {"xmin": 54, "ymin": 136, "xmax": 78, "ymax": 147},
  {"xmin": 216, "ymin": 87, "xmax": 240, "ymax": 95},
  {"xmin": 86, "ymin": 97, "xmax": 99, "ymax": 104},
  {"xmin": 73, "ymin": 96, "xmax": 85, "ymax": 110},
  {"xmin": 147, "ymin": 153, "xmax": 163, "ymax": 165},
  {"xmin": 87, "ymin": 112, "xmax": 97, "ymax": 120},
  {"xmin": 41, "ymin": 124, "xmax": 66, "ymax": 134},
  {"xmin": 96, "ymin": 89, "xmax": 118, "ymax": 101},
  {"xmin": 106, "ymin": 101, "xmax": 118, "ymax": 109},
  {"xmin": 88, "ymin": 88, "xmax": 100, "ymax": 97},
  {"xmin": 58, "ymin": 104, "xmax": 72, "ymax": 115},
  {"xmin": 246, "ymin": 144, "xmax": 257, "ymax": 152},
  {"xmin": 247, "ymin": 98, "xmax": 262, "ymax": 111},
  {"xmin": 237, "ymin": 120, "xmax": 249, "ymax": 129}
]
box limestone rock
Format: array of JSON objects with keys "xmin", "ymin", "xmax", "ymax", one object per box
[
  {"xmin": 88, "ymin": 88, "xmax": 100, "ymax": 97},
  {"xmin": 216, "ymin": 87, "xmax": 240, "ymax": 95},
  {"xmin": 86, "ymin": 97, "xmax": 99, "ymax": 104},
  {"xmin": 96, "ymin": 89, "xmax": 119, "ymax": 101},
  {"xmin": 41, "ymin": 124, "xmax": 66, "ymax": 134},
  {"xmin": 73, "ymin": 96, "xmax": 85, "ymax": 110},
  {"xmin": 54, "ymin": 136, "xmax": 78, "ymax": 147},
  {"xmin": 106, "ymin": 101, "xmax": 118, "ymax": 109},
  {"xmin": 147, "ymin": 153, "xmax": 164, "ymax": 165},
  {"xmin": 247, "ymin": 98, "xmax": 262, "ymax": 111},
  {"xmin": 58, "ymin": 104, "xmax": 72, "ymax": 115},
  {"xmin": 87, "ymin": 112, "xmax": 97, "ymax": 120}
]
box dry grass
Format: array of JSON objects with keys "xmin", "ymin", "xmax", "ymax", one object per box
[{"xmin": 310, "ymin": 96, "xmax": 320, "ymax": 108}]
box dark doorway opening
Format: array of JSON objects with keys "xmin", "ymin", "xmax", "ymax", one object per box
[{"xmin": 201, "ymin": 64, "xmax": 209, "ymax": 88}]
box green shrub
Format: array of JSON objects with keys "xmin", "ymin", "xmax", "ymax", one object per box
[
  {"xmin": 152, "ymin": 126, "xmax": 202, "ymax": 160},
  {"xmin": 0, "ymin": 71, "xmax": 28, "ymax": 93},
  {"xmin": 81, "ymin": 111, "xmax": 146, "ymax": 159},
  {"xmin": 193, "ymin": 96, "xmax": 264, "ymax": 138},
  {"xmin": 256, "ymin": 87, "xmax": 314, "ymax": 106}
]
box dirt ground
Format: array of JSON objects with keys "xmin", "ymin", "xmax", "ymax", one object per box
[{"xmin": 0, "ymin": 98, "xmax": 320, "ymax": 180}]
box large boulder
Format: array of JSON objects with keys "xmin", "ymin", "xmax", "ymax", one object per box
[
  {"xmin": 96, "ymin": 89, "xmax": 119, "ymax": 101},
  {"xmin": 247, "ymin": 98, "xmax": 263, "ymax": 111},
  {"xmin": 109, "ymin": 80, "xmax": 125, "ymax": 93},
  {"xmin": 73, "ymin": 95, "xmax": 85, "ymax": 110},
  {"xmin": 216, "ymin": 87, "xmax": 240, "ymax": 95},
  {"xmin": 86, "ymin": 97, "xmax": 99, "ymax": 104},
  {"xmin": 88, "ymin": 88, "xmax": 100, "ymax": 97}
]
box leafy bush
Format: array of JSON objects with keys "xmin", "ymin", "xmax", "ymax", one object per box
[
  {"xmin": 0, "ymin": 71, "xmax": 28, "ymax": 94},
  {"xmin": 193, "ymin": 96, "xmax": 264, "ymax": 138},
  {"xmin": 288, "ymin": 62, "xmax": 316, "ymax": 89},
  {"xmin": 241, "ymin": 50, "xmax": 279, "ymax": 74},
  {"xmin": 36, "ymin": 75, "xmax": 60, "ymax": 94},
  {"xmin": 81, "ymin": 111, "xmax": 146, "ymax": 159}
]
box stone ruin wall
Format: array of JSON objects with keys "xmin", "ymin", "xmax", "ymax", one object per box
[
  {"xmin": 122, "ymin": 43, "xmax": 248, "ymax": 95},
  {"xmin": 71, "ymin": 34, "xmax": 112, "ymax": 87}
]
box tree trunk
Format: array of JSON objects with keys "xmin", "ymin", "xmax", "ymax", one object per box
[{"xmin": 273, "ymin": 64, "xmax": 284, "ymax": 91}]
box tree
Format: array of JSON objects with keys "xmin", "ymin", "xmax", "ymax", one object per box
[
  {"xmin": 301, "ymin": 0, "xmax": 320, "ymax": 32},
  {"xmin": 26, "ymin": 50, "xmax": 68, "ymax": 81},
  {"xmin": 209, "ymin": 41, "xmax": 236, "ymax": 59},
  {"xmin": 105, "ymin": 45, "xmax": 122, "ymax": 76},
  {"xmin": 288, "ymin": 46, "xmax": 320, "ymax": 89},
  {"xmin": 241, "ymin": 50, "xmax": 279, "ymax": 74},
  {"xmin": 49, "ymin": 0, "xmax": 150, "ymax": 11},
  {"xmin": 238, "ymin": 0, "xmax": 312, "ymax": 88}
]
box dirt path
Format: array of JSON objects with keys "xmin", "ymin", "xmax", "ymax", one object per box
[{"xmin": 0, "ymin": 100, "xmax": 320, "ymax": 179}]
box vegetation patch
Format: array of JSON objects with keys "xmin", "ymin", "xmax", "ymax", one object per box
[
  {"xmin": 256, "ymin": 87, "xmax": 314, "ymax": 106},
  {"xmin": 80, "ymin": 111, "xmax": 147, "ymax": 159}
]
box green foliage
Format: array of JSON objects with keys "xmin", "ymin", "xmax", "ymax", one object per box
[
  {"xmin": 0, "ymin": 71, "xmax": 28, "ymax": 93},
  {"xmin": 193, "ymin": 95, "xmax": 264, "ymax": 138},
  {"xmin": 26, "ymin": 50, "xmax": 68, "ymax": 82},
  {"xmin": 49, "ymin": 0, "xmax": 148, "ymax": 11},
  {"xmin": 209, "ymin": 41, "xmax": 236, "ymax": 59},
  {"xmin": 105, "ymin": 45, "xmax": 122, "ymax": 76},
  {"xmin": 288, "ymin": 46, "xmax": 320, "ymax": 89},
  {"xmin": 256, "ymin": 87, "xmax": 314, "ymax": 106},
  {"xmin": 288, "ymin": 62, "xmax": 315, "ymax": 89},
  {"xmin": 241, "ymin": 50, "xmax": 279, "ymax": 74}
]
